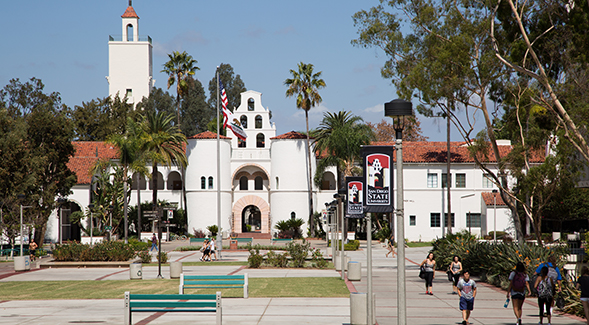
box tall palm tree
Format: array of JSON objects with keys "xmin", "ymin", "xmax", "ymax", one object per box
[
  {"xmin": 107, "ymin": 118, "xmax": 148, "ymax": 243},
  {"xmin": 161, "ymin": 50, "xmax": 199, "ymax": 128},
  {"xmin": 285, "ymin": 62, "xmax": 326, "ymax": 237},
  {"xmin": 140, "ymin": 111, "xmax": 188, "ymax": 216},
  {"xmin": 312, "ymin": 111, "xmax": 375, "ymax": 188}
]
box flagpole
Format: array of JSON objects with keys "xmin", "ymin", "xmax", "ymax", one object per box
[{"xmin": 216, "ymin": 67, "xmax": 222, "ymax": 259}]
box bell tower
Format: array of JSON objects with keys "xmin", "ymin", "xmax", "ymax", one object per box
[{"xmin": 106, "ymin": 1, "xmax": 154, "ymax": 107}]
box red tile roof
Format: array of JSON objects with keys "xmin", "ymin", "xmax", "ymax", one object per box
[
  {"xmin": 369, "ymin": 141, "xmax": 545, "ymax": 163},
  {"xmin": 188, "ymin": 131, "xmax": 231, "ymax": 140},
  {"xmin": 67, "ymin": 142, "xmax": 119, "ymax": 185},
  {"xmin": 271, "ymin": 131, "xmax": 311, "ymax": 140},
  {"xmin": 121, "ymin": 6, "xmax": 139, "ymax": 18},
  {"xmin": 482, "ymin": 191, "xmax": 508, "ymax": 207}
]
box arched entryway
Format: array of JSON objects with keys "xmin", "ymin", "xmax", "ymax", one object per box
[
  {"xmin": 232, "ymin": 195, "xmax": 270, "ymax": 234},
  {"xmin": 242, "ymin": 205, "xmax": 261, "ymax": 232}
]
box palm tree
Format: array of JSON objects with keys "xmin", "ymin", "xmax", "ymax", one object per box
[
  {"xmin": 161, "ymin": 50, "xmax": 199, "ymax": 128},
  {"xmin": 107, "ymin": 118, "xmax": 148, "ymax": 243},
  {"xmin": 284, "ymin": 62, "xmax": 326, "ymax": 237},
  {"xmin": 312, "ymin": 111, "xmax": 375, "ymax": 189},
  {"xmin": 140, "ymin": 111, "xmax": 188, "ymax": 216}
]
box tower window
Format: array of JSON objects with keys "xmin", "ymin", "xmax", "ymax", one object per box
[
  {"xmin": 255, "ymin": 176, "xmax": 263, "ymax": 190},
  {"xmin": 125, "ymin": 89, "xmax": 132, "ymax": 98},
  {"xmin": 201, "ymin": 176, "xmax": 206, "ymax": 189},
  {"xmin": 255, "ymin": 115, "xmax": 262, "ymax": 128},
  {"xmin": 238, "ymin": 138, "xmax": 246, "ymax": 148},
  {"xmin": 248, "ymin": 98, "xmax": 254, "ymax": 111},
  {"xmin": 240, "ymin": 115, "xmax": 247, "ymax": 129},
  {"xmin": 126, "ymin": 24, "xmax": 134, "ymax": 41},
  {"xmin": 208, "ymin": 176, "xmax": 213, "ymax": 189},
  {"xmin": 256, "ymin": 133, "xmax": 265, "ymax": 148},
  {"xmin": 240, "ymin": 176, "xmax": 248, "ymax": 190}
]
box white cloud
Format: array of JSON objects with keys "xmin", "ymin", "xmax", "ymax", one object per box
[
  {"xmin": 152, "ymin": 31, "xmax": 209, "ymax": 57},
  {"xmin": 241, "ymin": 25, "xmax": 266, "ymax": 38},
  {"xmin": 363, "ymin": 104, "xmax": 383, "ymax": 113}
]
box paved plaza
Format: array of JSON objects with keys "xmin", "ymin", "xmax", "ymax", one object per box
[{"xmin": 0, "ymin": 240, "xmax": 585, "ymax": 324}]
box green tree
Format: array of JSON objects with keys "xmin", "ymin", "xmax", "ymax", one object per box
[
  {"xmin": 140, "ymin": 111, "xmax": 188, "ymax": 213},
  {"xmin": 136, "ymin": 88, "xmax": 176, "ymax": 118},
  {"xmin": 161, "ymin": 51, "xmax": 199, "ymax": 129},
  {"xmin": 71, "ymin": 94, "xmax": 136, "ymax": 140},
  {"xmin": 285, "ymin": 62, "xmax": 326, "ymax": 237},
  {"xmin": 313, "ymin": 111, "xmax": 375, "ymax": 188},
  {"xmin": 106, "ymin": 118, "xmax": 148, "ymax": 242},
  {"xmin": 207, "ymin": 63, "xmax": 246, "ymax": 113},
  {"xmin": 181, "ymin": 76, "xmax": 213, "ymax": 137}
]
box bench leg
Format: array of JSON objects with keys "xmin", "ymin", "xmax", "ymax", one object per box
[
  {"xmin": 244, "ymin": 273, "xmax": 249, "ymax": 299},
  {"xmin": 124, "ymin": 291, "xmax": 131, "ymax": 325},
  {"xmin": 216, "ymin": 291, "xmax": 222, "ymax": 325}
]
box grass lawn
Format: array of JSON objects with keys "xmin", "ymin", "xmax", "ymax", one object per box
[
  {"xmin": 406, "ymin": 241, "xmax": 433, "ymax": 247},
  {"xmin": 0, "ymin": 277, "xmax": 349, "ymax": 300},
  {"xmin": 143, "ymin": 261, "xmax": 248, "ymax": 267}
]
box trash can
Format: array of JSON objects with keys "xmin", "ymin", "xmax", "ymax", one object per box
[
  {"xmin": 14, "ymin": 256, "xmax": 30, "ymax": 272},
  {"xmin": 350, "ymin": 292, "xmax": 376, "ymax": 324},
  {"xmin": 130, "ymin": 263, "xmax": 142, "ymax": 280},
  {"xmin": 170, "ymin": 261, "xmax": 182, "ymax": 279},
  {"xmin": 335, "ymin": 254, "xmax": 351, "ymax": 271},
  {"xmin": 348, "ymin": 261, "xmax": 361, "ymax": 281}
]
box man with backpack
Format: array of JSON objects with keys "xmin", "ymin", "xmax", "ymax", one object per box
[
  {"xmin": 534, "ymin": 266, "xmax": 554, "ymax": 325},
  {"xmin": 535, "ymin": 255, "xmax": 562, "ymax": 315},
  {"xmin": 507, "ymin": 262, "xmax": 531, "ymax": 325}
]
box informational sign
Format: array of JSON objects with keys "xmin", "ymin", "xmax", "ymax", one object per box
[
  {"xmin": 167, "ymin": 210, "xmax": 173, "ymax": 220},
  {"xmin": 362, "ymin": 145, "xmax": 395, "ymax": 213},
  {"xmin": 346, "ymin": 176, "xmax": 364, "ymax": 218}
]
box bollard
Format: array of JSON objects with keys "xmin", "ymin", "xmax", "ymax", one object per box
[
  {"xmin": 350, "ymin": 292, "xmax": 376, "ymax": 325},
  {"xmin": 170, "ymin": 261, "xmax": 182, "ymax": 279},
  {"xmin": 130, "ymin": 263, "xmax": 142, "ymax": 280},
  {"xmin": 348, "ymin": 261, "xmax": 361, "ymax": 281},
  {"xmin": 14, "ymin": 256, "xmax": 30, "ymax": 272}
]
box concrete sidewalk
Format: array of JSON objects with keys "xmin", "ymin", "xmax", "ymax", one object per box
[{"xmin": 0, "ymin": 241, "xmax": 585, "ymax": 324}]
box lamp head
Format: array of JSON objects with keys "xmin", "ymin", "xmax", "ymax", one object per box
[{"xmin": 384, "ymin": 99, "xmax": 413, "ymax": 139}]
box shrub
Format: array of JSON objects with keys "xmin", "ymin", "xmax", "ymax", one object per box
[
  {"xmin": 286, "ymin": 240, "xmax": 310, "ymax": 268},
  {"xmin": 137, "ymin": 250, "xmax": 151, "ymax": 263},
  {"xmin": 192, "ymin": 228, "xmax": 206, "ymax": 238},
  {"xmin": 266, "ymin": 250, "xmax": 288, "ymax": 267},
  {"xmin": 128, "ymin": 238, "xmax": 150, "ymax": 251},
  {"xmin": 52, "ymin": 241, "xmax": 135, "ymax": 262},
  {"xmin": 374, "ymin": 227, "xmax": 391, "ymax": 242},
  {"xmin": 311, "ymin": 248, "xmax": 328, "ymax": 269},
  {"xmin": 207, "ymin": 225, "xmax": 219, "ymax": 237},
  {"xmin": 156, "ymin": 251, "xmax": 168, "ymax": 264},
  {"xmin": 345, "ymin": 240, "xmax": 360, "ymax": 251},
  {"xmin": 275, "ymin": 218, "xmax": 304, "ymax": 239},
  {"xmin": 247, "ymin": 244, "xmax": 264, "ymax": 268}
]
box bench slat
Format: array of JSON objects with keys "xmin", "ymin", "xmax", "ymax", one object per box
[
  {"xmin": 185, "ymin": 280, "xmax": 243, "ymax": 285},
  {"xmin": 130, "ymin": 293, "xmax": 217, "ymax": 300},
  {"xmin": 184, "ymin": 275, "xmax": 244, "ymax": 280},
  {"xmin": 131, "ymin": 308, "xmax": 217, "ymax": 313},
  {"xmin": 131, "ymin": 301, "xmax": 216, "ymax": 308}
]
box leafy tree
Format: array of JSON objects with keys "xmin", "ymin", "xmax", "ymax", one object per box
[
  {"xmin": 161, "ymin": 51, "xmax": 199, "ymax": 128},
  {"xmin": 285, "ymin": 62, "xmax": 326, "ymax": 237},
  {"xmin": 207, "ymin": 63, "xmax": 246, "ymax": 113},
  {"xmin": 136, "ymin": 88, "xmax": 176, "ymax": 118},
  {"xmin": 140, "ymin": 111, "xmax": 188, "ymax": 213},
  {"xmin": 90, "ymin": 162, "xmax": 127, "ymax": 238},
  {"xmin": 181, "ymin": 76, "xmax": 213, "ymax": 137},
  {"xmin": 71, "ymin": 94, "xmax": 136, "ymax": 140},
  {"xmin": 366, "ymin": 118, "xmax": 427, "ymax": 142},
  {"xmin": 0, "ymin": 78, "xmax": 76, "ymax": 246}
]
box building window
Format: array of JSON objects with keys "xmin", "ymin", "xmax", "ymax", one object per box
[
  {"xmin": 240, "ymin": 176, "xmax": 248, "ymax": 190},
  {"xmin": 255, "ymin": 176, "xmax": 263, "ymax": 190},
  {"xmin": 256, "ymin": 133, "xmax": 265, "ymax": 148},
  {"xmin": 125, "ymin": 89, "xmax": 132, "ymax": 98},
  {"xmin": 238, "ymin": 138, "xmax": 246, "ymax": 148},
  {"xmin": 409, "ymin": 215, "xmax": 416, "ymax": 226},
  {"xmin": 208, "ymin": 176, "xmax": 214, "ymax": 189},
  {"xmin": 427, "ymin": 173, "xmax": 438, "ymax": 188},
  {"xmin": 466, "ymin": 213, "xmax": 482, "ymax": 227},
  {"xmin": 455, "ymin": 173, "xmax": 466, "ymax": 188},
  {"xmin": 483, "ymin": 174, "xmax": 493, "ymax": 188},
  {"xmin": 126, "ymin": 24, "xmax": 133, "ymax": 41},
  {"xmin": 442, "ymin": 173, "xmax": 452, "ymax": 188},
  {"xmin": 201, "ymin": 176, "xmax": 206, "ymax": 189},
  {"xmin": 248, "ymin": 98, "xmax": 255, "ymax": 111},
  {"xmin": 240, "ymin": 115, "xmax": 248, "ymax": 129},
  {"xmin": 276, "ymin": 177, "xmax": 279, "ymax": 189},
  {"xmin": 443, "ymin": 213, "xmax": 455, "ymax": 227},
  {"xmin": 430, "ymin": 213, "xmax": 441, "ymax": 227},
  {"xmin": 255, "ymin": 115, "xmax": 262, "ymax": 129}
]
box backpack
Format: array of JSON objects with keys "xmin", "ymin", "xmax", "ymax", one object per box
[
  {"xmin": 537, "ymin": 277, "xmax": 553, "ymax": 298},
  {"xmin": 512, "ymin": 272, "xmax": 526, "ymax": 292},
  {"xmin": 547, "ymin": 266, "xmax": 558, "ymax": 283}
]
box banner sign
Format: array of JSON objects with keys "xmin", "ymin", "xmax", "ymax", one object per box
[
  {"xmin": 346, "ymin": 176, "xmax": 364, "ymax": 218},
  {"xmin": 361, "ymin": 145, "xmax": 395, "ymax": 213}
]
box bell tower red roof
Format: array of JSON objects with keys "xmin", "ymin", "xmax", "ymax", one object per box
[{"xmin": 121, "ymin": 1, "xmax": 139, "ymax": 19}]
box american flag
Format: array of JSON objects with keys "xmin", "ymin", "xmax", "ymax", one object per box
[{"xmin": 220, "ymin": 80, "xmax": 229, "ymax": 128}]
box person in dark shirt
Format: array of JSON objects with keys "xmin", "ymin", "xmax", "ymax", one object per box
[{"xmin": 576, "ymin": 266, "xmax": 589, "ymax": 325}]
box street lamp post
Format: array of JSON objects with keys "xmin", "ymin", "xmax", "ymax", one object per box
[
  {"xmin": 492, "ymin": 189, "xmax": 498, "ymax": 243},
  {"xmin": 385, "ymin": 99, "xmax": 413, "ymax": 325},
  {"xmin": 17, "ymin": 194, "xmax": 25, "ymax": 257},
  {"xmin": 88, "ymin": 204, "xmax": 94, "ymax": 246}
]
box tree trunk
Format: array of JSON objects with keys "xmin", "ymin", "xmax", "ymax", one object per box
[
  {"xmin": 305, "ymin": 110, "xmax": 314, "ymax": 237},
  {"xmin": 446, "ymin": 110, "xmax": 452, "ymax": 235},
  {"xmin": 123, "ymin": 170, "xmax": 128, "ymax": 244},
  {"xmin": 152, "ymin": 163, "xmax": 158, "ymax": 211},
  {"xmin": 136, "ymin": 172, "xmax": 142, "ymax": 235}
]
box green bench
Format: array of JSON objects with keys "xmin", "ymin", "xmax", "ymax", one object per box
[
  {"xmin": 179, "ymin": 273, "xmax": 248, "ymax": 298},
  {"xmin": 190, "ymin": 238, "xmax": 207, "ymax": 245},
  {"xmin": 232, "ymin": 237, "xmax": 253, "ymax": 244},
  {"xmin": 124, "ymin": 292, "xmax": 221, "ymax": 325},
  {"xmin": 271, "ymin": 238, "xmax": 293, "ymax": 245}
]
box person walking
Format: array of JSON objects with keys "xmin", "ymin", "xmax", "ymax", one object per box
[
  {"xmin": 576, "ymin": 266, "xmax": 589, "ymax": 325},
  {"xmin": 385, "ymin": 234, "xmax": 396, "ymax": 258},
  {"xmin": 450, "ymin": 255, "xmax": 463, "ymax": 294},
  {"xmin": 210, "ymin": 238, "xmax": 217, "ymax": 261},
  {"xmin": 150, "ymin": 233, "xmax": 158, "ymax": 252},
  {"xmin": 535, "ymin": 255, "xmax": 562, "ymax": 315},
  {"xmin": 534, "ymin": 266, "xmax": 554, "ymax": 325},
  {"xmin": 507, "ymin": 261, "xmax": 531, "ymax": 325},
  {"xmin": 457, "ymin": 270, "xmax": 477, "ymax": 325},
  {"xmin": 420, "ymin": 252, "xmax": 436, "ymax": 295}
]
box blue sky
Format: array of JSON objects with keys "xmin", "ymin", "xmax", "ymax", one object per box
[{"xmin": 0, "ymin": 0, "xmax": 484, "ymax": 141}]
